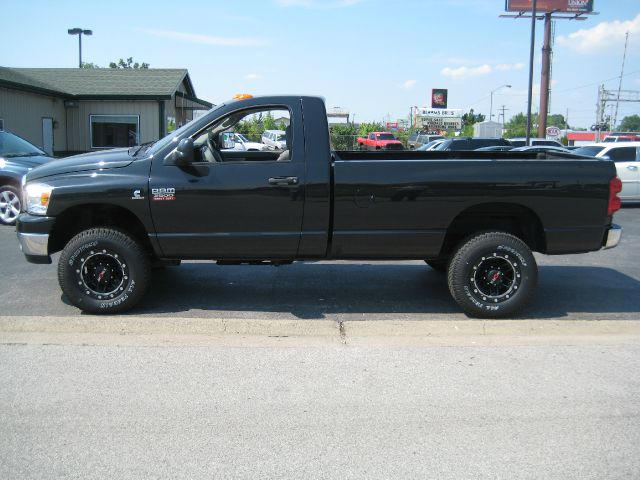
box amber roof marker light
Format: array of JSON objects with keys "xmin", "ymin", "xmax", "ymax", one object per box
[{"xmin": 233, "ymin": 93, "xmax": 254, "ymax": 100}]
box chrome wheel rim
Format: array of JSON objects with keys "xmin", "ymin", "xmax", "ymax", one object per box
[
  {"xmin": 471, "ymin": 253, "xmax": 521, "ymax": 303},
  {"xmin": 77, "ymin": 249, "xmax": 128, "ymax": 299},
  {"xmin": 0, "ymin": 189, "xmax": 20, "ymax": 223}
]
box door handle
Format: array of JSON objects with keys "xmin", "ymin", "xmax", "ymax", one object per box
[
  {"xmin": 627, "ymin": 165, "xmax": 638, "ymax": 171},
  {"xmin": 268, "ymin": 176, "xmax": 298, "ymax": 186}
]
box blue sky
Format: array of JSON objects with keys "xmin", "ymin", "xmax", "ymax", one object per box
[{"xmin": 4, "ymin": 0, "xmax": 640, "ymax": 128}]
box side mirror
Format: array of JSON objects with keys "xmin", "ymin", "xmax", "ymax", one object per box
[
  {"xmin": 163, "ymin": 138, "xmax": 194, "ymax": 165},
  {"xmin": 220, "ymin": 133, "xmax": 236, "ymax": 150}
]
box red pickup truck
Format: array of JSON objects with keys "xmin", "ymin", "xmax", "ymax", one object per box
[{"xmin": 357, "ymin": 132, "xmax": 404, "ymax": 150}]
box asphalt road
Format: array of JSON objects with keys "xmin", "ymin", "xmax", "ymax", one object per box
[
  {"xmin": 0, "ymin": 343, "xmax": 638, "ymax": 479},
  {"xmin": 1, "ymin": 207, "xmax": 639, "ymax": 321}
]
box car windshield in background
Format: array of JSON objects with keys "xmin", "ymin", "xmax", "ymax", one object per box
[
  {"xmin": 276, "ymin": 134, "xmax": 286, "ymax": 141},
  {"xmin": 0, "ymin": 131, "xmax": 46, "ymax": 157},
  {"xmin": 237, "ymin": 134, "xmax": 250, "ymax": 142},
  {"xmin": 377, "ymin": 134, "xmax": 396, "ymax": 140},
  {"xmin": 574, "ymin": 146, "xmax": 606, "ymax": 157}
]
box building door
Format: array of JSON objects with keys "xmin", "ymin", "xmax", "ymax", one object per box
[{"xmin": 42, "ymin": 117, "xmax": 53, "ymax": 155}]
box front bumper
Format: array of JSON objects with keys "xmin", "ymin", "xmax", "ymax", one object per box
[
  {"xmin": 16, "ymin": 214, "xmax": 55, "ymax": 264},
  {"xmin": 602, "ymin": 224, "xmax": 622, "ymax": 250}
]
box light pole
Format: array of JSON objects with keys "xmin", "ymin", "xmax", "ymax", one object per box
[
  {"xmin": 490, "ymin": 84, "xmax": 511, "ymax": 121},
  {"xmin": 67, "ymin": 28, "xmax": 92, "ymax": 68}
]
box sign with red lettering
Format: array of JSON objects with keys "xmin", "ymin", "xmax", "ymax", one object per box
[{"xmin": 505, "ymin": 0, "xmax": 593, "ymax": 13}]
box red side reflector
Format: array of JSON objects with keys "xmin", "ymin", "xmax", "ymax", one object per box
[{"xmin": 608, "ymin": 177, "xmax": 622, "ymax": 216}]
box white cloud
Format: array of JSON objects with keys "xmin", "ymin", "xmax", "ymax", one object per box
[
  {"xmin": 557, "ymin": 14, "xmax": 640, "ymax": 53},
  {"xmin": 495, "ymin": 63, "xmax": 524, "ymax": 71},
  {"xmin": 401, "ymin": 79, "xmax": 417, "ymax": 90},
  {"xmin": 137, "ymin": 28, "xmax": 267, "ymax": 47},
  {"xmin": 441, "ymin": 64, "xmax": 492, "ymax": 79},
  {"xmin": 244, "ymin": 73, "xmax": 262, "ymax": 80},
  {"xmin": 276, "ymin": 0, "xmax": 364, "ymax": 8}
]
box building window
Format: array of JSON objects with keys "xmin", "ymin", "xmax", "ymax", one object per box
[
  {"xmin": 90, "ymin": 115, "xmax": 139, "ymax": 148},
  {"xmin": 0, "ymin": 118, "xmax": 4, "ymax": 131}
]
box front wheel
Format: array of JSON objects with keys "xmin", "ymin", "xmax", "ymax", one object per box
[
  {"xmin": 58, "ymin": 228, "xmax": 151, "ymax": 313},
  {"xmin": 0, "ymin": 185, "xmax": 21, "ymax": 226},
  {"xmin": 447, "ymin": 232, "xmax": 537, "ymax": 318}
]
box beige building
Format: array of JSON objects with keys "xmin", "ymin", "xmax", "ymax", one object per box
[{"xmin": 0, "ymin": 67, "xmax": 212, "ymax": 156}]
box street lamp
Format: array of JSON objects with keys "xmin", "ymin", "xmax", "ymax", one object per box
[
  {"xmin": 490, "ymin": 84, "xmax": 511, "ymax": 121},
  {"xmin": 67, "ymin": 28, "xmax": 92, "ymax": 68}
]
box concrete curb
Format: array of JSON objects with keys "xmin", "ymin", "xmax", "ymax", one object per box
[{"xmin": 1, "ymin": 316, "xmax": 640, "ymax": 347}]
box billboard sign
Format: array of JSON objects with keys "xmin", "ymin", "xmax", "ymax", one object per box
[
  {"xmin": 431, "ymin": 89, "xmax": 448, "ymax": 109},
  {"xmin": 505, "ymin": 0, "xmax": 593, "ymax": 13}
]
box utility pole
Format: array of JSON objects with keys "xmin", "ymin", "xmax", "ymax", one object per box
[
  {"xmin": 499, "ymin": 105, "xmax": 509, "ymax": 125},
  {"xmin": 538, "ymin": 12, "xmax": 552, "ymax": 138},
  {"xmin": 613, "ymin": 32, "xmax": 630, "ymax": 131}
]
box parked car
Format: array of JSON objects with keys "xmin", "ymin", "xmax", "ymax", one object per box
[
  {"xmin": 408, "ymin": 133, "xmax": 444, "ymax": 149},
  {"xmin": 0, "ymin": 131, "xmax": 54, "ymax": 225},
  {"xmin": 510, "ymin": 145, "xmax": 572, "ymax": 154},
  {"xmin": 357, "ymin": 132, "xmax": 404, "ymax": 151},
  {"xmin": 573, "ymin": 142, "xmax": 640, "ymax": 202},
  {"xmin": 434, "ymin": 137, "xmax": 512, "ymax": 151},
  {"xmin": 261, "ymin": 130, "xmax": 287, "ymax": 150},
  {"xmin": 603, "ymin": 133, "xmax": 640, "ymax": 142},
  {"xmin": 16, "ymin": 95, "xmax": 622, "ymax": 318},
  {"xmin": 416, "ymin": 139, "xmax": 446, "ymax": 151},
  {"xmin": 475, "ymin": 145, "xmax": 514, "ymax": 152},
  {"xmin": 221, "ymin": 132, "xmax": 266, "ymax": 151},
  {"xmin": 507, "ymin": 138, "xmax": 564, "ymax": 148}
]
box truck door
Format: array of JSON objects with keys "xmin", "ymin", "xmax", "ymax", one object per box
[{"xmin": 149, "ymin": 103, "xmax": 305, "ymax": 259}]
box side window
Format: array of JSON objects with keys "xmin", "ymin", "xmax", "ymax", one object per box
[
  {"xmin": 607, "ymin": 147, "xmax": 636, "ymax": 162},
  {"xmin": 369, "ymin": 133, "xmax": 375, "ymax": 140},
  {"xmin": 191, "ymin": 107, "xmax": 292, "ymax": 163}
]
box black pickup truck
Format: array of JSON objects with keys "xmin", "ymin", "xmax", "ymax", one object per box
[{"xmin": 16, "ymin": 95, "xmax": 622, "ymax": 318}]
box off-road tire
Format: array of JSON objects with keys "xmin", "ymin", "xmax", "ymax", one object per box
[
  {"xmin": 58, "ymin": 228, "xmax": 151, "ymax": 314},
  {"xmin": 447, "ymin": 232, "xmax": 537, "ymax": 318}
]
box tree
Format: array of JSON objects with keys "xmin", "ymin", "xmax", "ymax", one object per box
[
  {"xmin": 357, "ymin": 122, "xmax": 385, "ymax": 137},
  {"xmin": 460, "ymin": 109, "xmax": 485, "ymax": 137},
  {"xmin": 80, "ymin": 62, "xmax": 101, "ymax": 69},
  {"xmin": 330, "ymin": 123, "xmax": 359, "ymax": 150},
  {"xmin": 504, "ymin": 112, "xmax": 539, "ymax": 138},
  {"xmin": 619, "ymin": 115, "xmax": 640, "ymax": 132},
  {"xmin": 547, "ymin": 114, "xmax": 567, "ymax": 129},
  {"xmin": 109, "ymin": 57, "xmax": 150, "ymax": 69}
]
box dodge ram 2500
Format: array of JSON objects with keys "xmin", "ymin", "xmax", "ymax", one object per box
[{"xmin": 17, "ymin": 95, "xmax": 622, "ymax": 318}]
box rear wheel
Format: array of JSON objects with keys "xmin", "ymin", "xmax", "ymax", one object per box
[
  {"xmin": 58, "ymin": 228, "xmax": 151, "ymax": 313},
  {"xmin": 0, "ymin": 185, "xmax": 21, "ymax": 226},
  {"xmin": 447, "ymin": 232, "xmax": 537, "ymax": 318}
]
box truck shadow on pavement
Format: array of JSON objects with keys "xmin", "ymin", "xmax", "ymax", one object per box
[{"xmin": 133, "ymin": 263, "xmax": 640, "ymax": 320}]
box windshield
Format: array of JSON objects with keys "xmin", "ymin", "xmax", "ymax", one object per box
[
  {"xmin": 573, "ymin": 146, "xmax": 605, "ymax": 157},
  {"xmin": 276, "ymin": 134, "xmax": 286, "ymax": 142},
  {"xmin": 236, "ymin": 133, "xmax": 249, "ymax": 143},
  {"xmin": 146, "ymin": 105, "xmax": 224, "ymax": 156},
  {"xmin": 0, "ymin": 131, "xmax": 46, "ymax": 157},
  {"xmin": 377, "ymin": 134, "xmax": 396, "ymax": 140}
]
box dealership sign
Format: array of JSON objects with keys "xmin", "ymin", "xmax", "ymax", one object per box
[
  {"xmin": 420, "ymin": 109, "xmax": 463, "ymax": 118},
  {"xmin": 505, "ymin": 0, "xmax": 593, "ymax": 13},
  {"xmin": 546, "ymin": 126, "xmax": 561, "ymax": 138}
]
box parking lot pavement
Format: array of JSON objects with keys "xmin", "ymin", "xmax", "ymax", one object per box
[{"xmin": 1, "ymin": 207, "xmax": 639, "ymax": 329}]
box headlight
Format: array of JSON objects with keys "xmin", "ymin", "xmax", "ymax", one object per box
[{"xmin": 25, "ymin": 183, "xmax": 54, "ymax": 215}]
